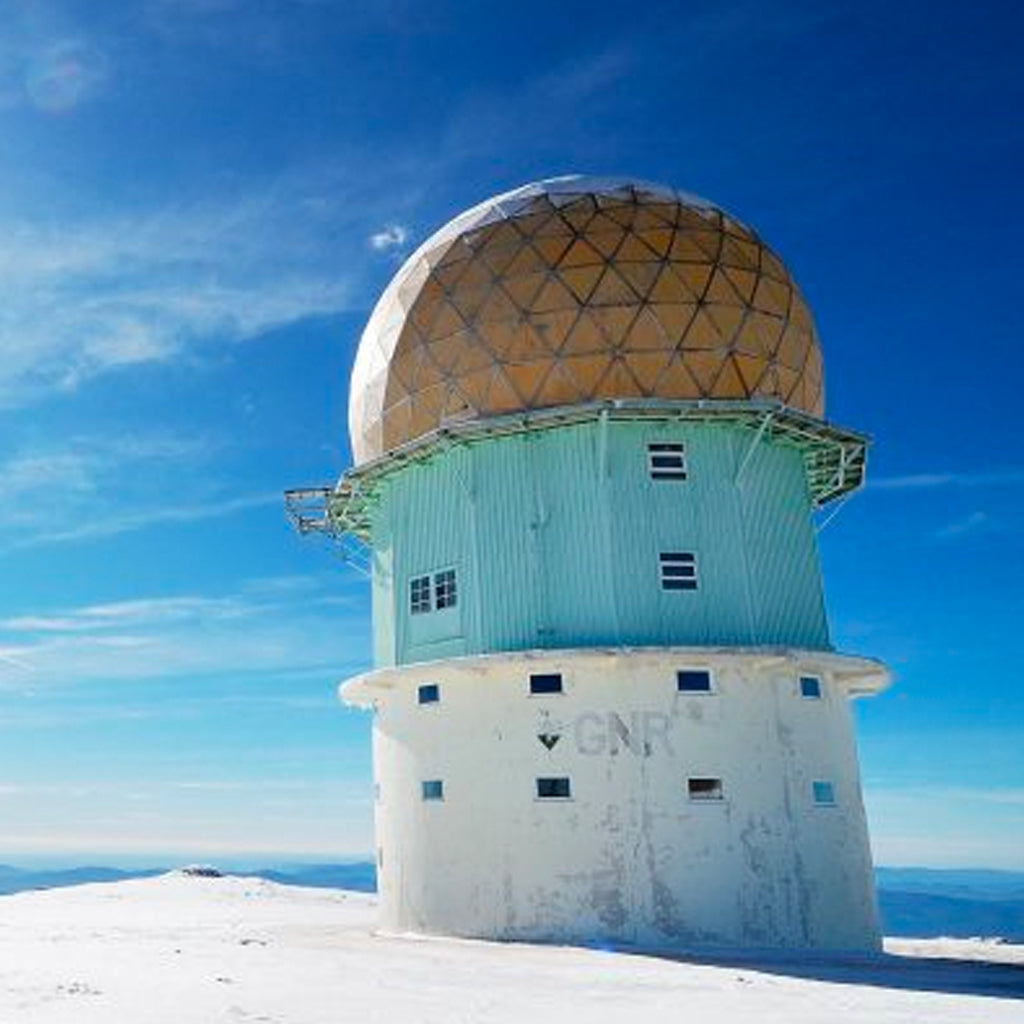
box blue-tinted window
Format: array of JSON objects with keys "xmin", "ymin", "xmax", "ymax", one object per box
[
  {"xmin": 799, "ymin": 675, "xmax": 822, "ymax": 699},
  {"xmin": 530, "ymin": 673, "xmax": 563, "ymax": 695},
  {"xmin": 418, "ymin": 683, "xmax": 440, "ymax": 705},
  {"xmin": 536, "ymin": 777, "xmax": 571, "ymax": 799},
  {"xmin": 421, "ymin": 780, "xmax": 444, "ymax": 801},
  {"xmin": 677, "ymin": 669, "xmax": 712, "ymax": 693},
  {"xmin": 812, "ymin": 780, "xmax": 836, "ymax": 805}
]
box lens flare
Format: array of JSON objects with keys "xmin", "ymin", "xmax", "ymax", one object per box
[{"xmin": 25, "ymin": 40, "xmax": 108, "ymax": 113}]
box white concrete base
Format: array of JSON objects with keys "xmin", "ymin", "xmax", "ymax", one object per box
[{"xmin": 342, "ymin": 646, "xmax": 888, "ymax": 952}]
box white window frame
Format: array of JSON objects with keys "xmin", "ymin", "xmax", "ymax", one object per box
[
  {"xmin": 647, "ymin": 442, "xmax": 687, "ymax": 480},
  {"xmin": 660, "ymin": 551, "xmax": 698, "ymax": 590}
]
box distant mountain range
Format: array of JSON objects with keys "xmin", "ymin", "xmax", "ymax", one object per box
[
  {"xmin": 0, "ymin": 862, "xmax": 376, "ymax": 898},
  {"xmin": 875, "ymin": 867, "xmax": 1024, "ymax": 942},
  {"xmin": 0, "ymin": 863, "xmax": 1020, "ymax": 941}
]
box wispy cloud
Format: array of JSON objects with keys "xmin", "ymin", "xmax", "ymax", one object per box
[
  {"xmin": 866, "ymin": 784, "xmax": 1024, "ymax": 869},
  {"xmin": 440, "ymin": 46, "xmax": 634, "ymax": 163},
  {"xmin": 16, "ymin": 491, "xmax": 281, "ymax": 548},
  {"xmin": 0, "ymin": 181, "xmax": 364, "ymax": 404},
  {"xmin": 870, "ymin": 468, "xmax": 1024, "ymax": 490},
  {"xmin": 933, "ymin": 510, "xmax": 989, "ymax": 541},
  {"xmin": 0, "ymin": 576, "xmax": 368, "ymax": 687},
  {"xmin": 0, "ymin": 431, "xmax": 273, "ymax": 548},
  {"xmin": 872, "ymin": 784, "xmax": 1024, "ymax": 807},
  {"xmin": 368, "ymin": 224, "xmax": 409, "ymax": 252}
]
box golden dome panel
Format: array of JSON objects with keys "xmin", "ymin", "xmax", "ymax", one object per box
[{"xmin": 349, "ymin": 177, "xmax": 824, "ymax": 464}]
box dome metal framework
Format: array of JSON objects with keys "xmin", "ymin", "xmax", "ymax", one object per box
[{"xmin": 349, "ymin": 177, "xmax": 825, "ymax": 465}]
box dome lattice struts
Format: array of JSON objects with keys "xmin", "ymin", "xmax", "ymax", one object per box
[{"xmin": 350, "ymin": 177, "xmax": 824, "ymax": 465}]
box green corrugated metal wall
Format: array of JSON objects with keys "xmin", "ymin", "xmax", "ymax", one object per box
[{"xmin": 370, "ymin": 419, "xmax": 830, "ymax": 667}]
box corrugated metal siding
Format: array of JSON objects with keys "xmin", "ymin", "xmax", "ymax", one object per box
[
  {"xmin": 737, "ymin": 438, "xmax": 830, "ymax": 647},
  {"xmin": 371, "ymin": 497, "xmax": 395, "ymax": 665},
  {"xmin": 371, "ymin": 420, "xmax": 830, "ymax": 667}
]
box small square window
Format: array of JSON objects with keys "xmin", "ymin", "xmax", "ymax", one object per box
[
  {"xmin": 421, "ymin": 779, "xmax": 444, "ymax": 801},
  {"xmin": 434, "ymin": 568, "xmax": 457, "ymax": 610},
  {"xmin": 410, "ymin": 574, "xmax": 432, "ymax": 615},
  {"xmin": 660, "ymin": 551, "xmax": 698, "ymax": 590},
  {"xmin": 677, "ymin": 669, "xmax": 712, "ymax": 693},
  {"xmin": 799, "ymin": 675, "xmax": 822, "ymax": 699},
  {"xmin": 536, "ymin": 776, "xmax": 571, "ymax": 799},
  {"xmin": 648, "ymin": 442, "xmax": 687, "ymax": 480},
  {"xmin": 418, "ymin": 683, "xmax": 440, "ymax": 705},
  {"xmin": 687, "ymin": 777, "xmax": 724, "ymax": 801},
  {"xmin": 529, "ymin": 672, "xmax": 563, "ymax": 695},
  {"xmin": 812, "ymin": 780, "xmax": 835, "ymax": 805}
]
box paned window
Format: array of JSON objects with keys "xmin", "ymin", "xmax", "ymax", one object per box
[
  {"xmin": 434, "ymin": 569, "xmax": 458, "ymax": 610},
  {"xmin": 660, "ymin": 551, "xmax": 698, "ymax": 590},
  {"xmin": 410, "ymin": 574, "xmax": 432, "ymax": 615},
  {"xmin": 648, "ymin": 442, "xmax": 687, "ymax": 480}
]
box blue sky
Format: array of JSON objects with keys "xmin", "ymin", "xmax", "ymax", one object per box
[{"xmin": 0, "ymin": 0, "xmax": 1020, "ymax": 868}]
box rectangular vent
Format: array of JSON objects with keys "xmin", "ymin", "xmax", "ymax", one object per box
[
  {"xmin": 648, "ymin": 442, "xmax": 687, "ymax": 480},
  {"xmin": 687, "ymin": 777, "xmax": 724, "ymax": 801},
  {"xmin": 660, "ymin": 551, "xmax": 698, "ymax": 590}
]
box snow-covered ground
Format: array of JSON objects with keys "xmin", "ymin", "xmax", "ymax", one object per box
[{"xmin": 0, "ymin": 873, "xmax": 1020, "ymax": 1023}]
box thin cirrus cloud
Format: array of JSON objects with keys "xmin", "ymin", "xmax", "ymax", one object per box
[
  {"xmin": 0, "ymin": 173, "xmax": 396, "ymax": 407},
  {"xmin": 11, "ymin": 491, "xmax": 283, "ymax": 549},
  {"xmin": 933, "ymin": 511, "xmax": 989, "ymax": 541},
  {"xmin": 869, "ymin": 468, "xmax": 1024, "ymax": 490},
  {"xmin": 0, "ymin": 577, "xmax": 368, "ymax": 686},
  {"xmin": 0, "ymin": 433, "xmax": 272, "ymax": 549}
]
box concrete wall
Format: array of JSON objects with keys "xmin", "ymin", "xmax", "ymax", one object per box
[
  {"xmin": 370, "ymin": 419, "xmax": 830, "ymax": 667},
  {"xmin": 347, "ymin": 647, "xmax": 886, "ymax": 952}
]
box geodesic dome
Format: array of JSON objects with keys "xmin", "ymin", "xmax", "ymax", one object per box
[{"xmin": 349, "ymin": 176, "xmax": 824, "ymax": 465}]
